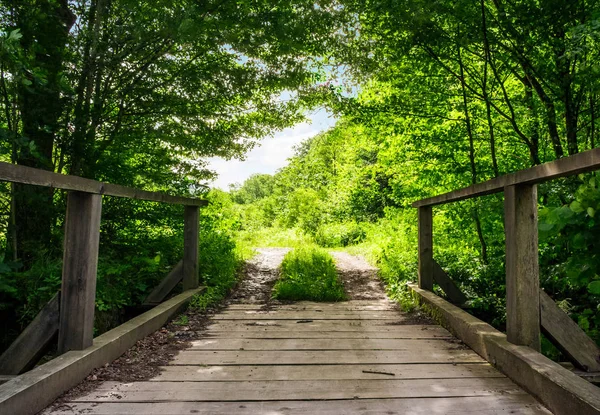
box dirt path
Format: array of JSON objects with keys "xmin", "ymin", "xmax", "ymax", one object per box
[
  {"xmin": 227, "ymin": 247, "xmax": 290, "ymax": 304},
  {"xmin": 330, "ymin": 251, "xmax": 388, "ymax": 300}
]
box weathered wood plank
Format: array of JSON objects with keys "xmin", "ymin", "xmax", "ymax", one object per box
[
  {"xmin": 151, "ymin": 363, "xmax": 503, "ymax": 382},
  {"xmin": 0, "ymin": 162, "xmax": 207, "ymax": 206},
  {"xmin": 183, "ymin": 206, "xmax": 199, "ymax": 290},
  {"xmin": 42, "ymin": 396, "xmax": 553, "ymax": 415},
  {"xmin": 143, "ymin": 260, "xmax": 183, "ymax": 305},
  {"xmin": 504, "ymin": 185, "xmax": 540, "ymax": 351},
  {"xmin": 225, "ymin": 303, "xmax": 397, "ymax": 311},
  {"xmin": 213, "ymin": 311, "xmax": 402, "ymax": 320},
  {"xmin": 433, "ymin": 260, "xmax": 468, "ymax": 305},
  {"xmin": 418, "ymin": 206, "xmax": 434, "ymax": 290},
  {"xmin": 0, "ymin": 289, "xmax": 203, "ymax": 415},
  {"xmin": 172, "ymin": 349, "xmax": 484, "ymax": 365},
  {"xmin": 206, "ymin": 320, "xmax": 417, "ymax": 332},
  {"xmin": 413, "ymin": 147, "xmax": 600, "ymax": 207},
  {"xmin": 204, "ymin": 326, "xmax": 452, "ymax": 339},
  {"xmin": 58, "ymin": 192, "xmax": 102, "ymax": 353},
  {"xmin": 188, "ymin": 338, "xmax": 467, "ymax": 351},
  {"xmin": 410, "ymin": 283, "xmax": 600, "ymax": 415},
  {"xmin": 540, "ymin": 290, "xmax": 600, "ymax": 372},
  {"xmin": 0, "ymin": 292, "xmax": 60, "ymax": 375},
  {"xmin": 73, "ymin": 378, "xmax": 524, "ymax": 402}
]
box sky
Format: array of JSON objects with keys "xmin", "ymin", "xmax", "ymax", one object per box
[{"xmin": 206, "ymin": 108, "xmax": 337, "ymax": 190}]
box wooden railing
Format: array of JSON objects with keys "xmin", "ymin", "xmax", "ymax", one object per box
[
  {"xmin": 0, "ymin": 162, "xmax": 207, "ymax": 375},
  {"xmin": 413, "ymin": 148, "xmax": 600, "ymax": 373}
]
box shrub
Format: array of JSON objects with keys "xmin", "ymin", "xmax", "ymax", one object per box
[
  {"xmin": 273, "ymin": 247, "xmax": 346, "ymax": 302},
  {"xmin": 315, "ymin": 222, "xmax": 366, "ymax": 247}
]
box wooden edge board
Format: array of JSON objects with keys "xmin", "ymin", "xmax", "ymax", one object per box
[
  {"xmin": 0, "ymin": 288, "xmax": 203, "ymax": 415},
  {"xmin": 412, "ymin": 148, "xmax": 600, "ymax": 207},
  {"xmin": 0, "ymin": 162, "xmax": 207, "ymax": 206},
  {"xmin": 408, "ymin": 283, "xmax": 600, "ymax": 415}
]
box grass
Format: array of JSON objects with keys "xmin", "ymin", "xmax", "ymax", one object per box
[{"xmin": 273, "ymin": 247, "xmax": 347, "ymax": 302}]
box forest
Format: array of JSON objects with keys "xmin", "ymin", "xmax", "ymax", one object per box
[{"xmin": 1, "ymin": 0, "xmax": 599, "ymax": 364}]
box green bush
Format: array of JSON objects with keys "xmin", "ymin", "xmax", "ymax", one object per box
[
  {"xmin": 315, "ymin": 222, "xmax": 366, "ymax": 247},
  {"xmin": 273, "ymin": 247, "xmax": 346, "ymax": 302},
  {"xmin": 189, "ymin": 190, "xmax": 244, "ymax": 311}
]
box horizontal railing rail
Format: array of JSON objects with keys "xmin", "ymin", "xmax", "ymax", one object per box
[
  {"xmin": 0, "ymin": 161, "xmax": 208, "ymax": 206},
  {"xmin": 0, "ymin": 161, "xmax": 207, "ymax": 376},
  {"xmin": 413, "ymin": 147, "xmax": 600, "ymax": 207}
]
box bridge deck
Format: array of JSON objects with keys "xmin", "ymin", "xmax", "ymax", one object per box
[{"xmin": 46, "ymin": 300, "xmax": 551, "ymax": 414}]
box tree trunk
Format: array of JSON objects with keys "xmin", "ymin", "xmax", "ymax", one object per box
[
  {"xmin": 480, "ymin": 0, "xmax": 499, "ymax": 177},
  {"xmin": 14, "ymin": 0, "xmax": 75, "ymax": 263},
  {"xmin": 458, "ymin": 39, "xmax": 488, "ymax": 264}
]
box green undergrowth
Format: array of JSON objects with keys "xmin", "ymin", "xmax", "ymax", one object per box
[
  {"xmin": 273, "ymin": 247, "xmax": 346, "ymax": 302},
  {"xmin": 235, "ymin": 226, "xmax": 313, "ymax": 252}
]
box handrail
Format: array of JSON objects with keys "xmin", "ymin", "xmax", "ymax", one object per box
[
  {"xmin": 412, "ymin": 148, "xmax": 600, "ymax": 375},
  {"xmin": 0, "ymin": 161, "xmax": 204, "ymax": 369},
  {"xmin": 413, "ymin": 147, "xmax": 600, "ymax": 207},
  {"xmin": 0, "ymin": 161, "xmax": 208, "ymax": 206}
]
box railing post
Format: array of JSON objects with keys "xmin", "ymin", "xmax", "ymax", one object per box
[
  {"xmin": 418, "ymin": 206, "xmax": 434, "ymax": 291},
  {"xmin": 183, "ymin": 205, "xmax": 199, "ymax": 290},
  {"xmin": 58, "ymin": 192, "xmax": 102, "ymax": 353},
  {"xmin": 504, "ymin": 184, "xmax": 540, "ymax": 351}
]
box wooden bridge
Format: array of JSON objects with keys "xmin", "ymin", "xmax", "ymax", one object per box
[{"xmin": 0, "ymin": 150, "xmax": 599, "ymax": 414}]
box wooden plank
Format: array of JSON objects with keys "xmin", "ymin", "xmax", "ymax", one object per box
[
  {"xmin": 183, "ymin": 206, "xmax": 199, "ymax": 290},
  {"xmin": 540, "ymin": 290, "xmax": 600, "ymax": 372},
  {"xmin": 58, "ymin": 192, "xmax": 102, "ymax": 353},
  {"xmin": 504, "ymin": 185, "xmax": 540, "ymax": 351},
  {"xmin": 413, "ymin": 147, "xmax": 600, "ymax": 207},
  {"xmin": 152, "ymin": 363, "xmax": 503, "ymax": 381},
  {"xmin": 172, "ymin": 349, "xmax": 484, "ymax": 365},
  {"xmin": 213, "ymin": 311, "xmax": 402, "ymax": 320},
  {"xmin": 188, "ymin": 338, "xmax": 468, "ymax": 351},
  {"xmin": 0, "ymin": 162, "xmax": 207, "ymax": 206},
  {"xmin": 206, "ymin": 320, "xmax": 416, "ymax": 332},
  {"xmin": 0, "ymin": 288, "xmax": 203, "ymax": 415},
  {"xmin": 143, "ymin": 260, "xmax": 183, "ymax": 305},
  {"xmin": 418, "ymin": 206, "xmax": 434, "ymax": 290},
  {"xmin": 225, "ymin": 303, "xmax": 397, "ymax": 311},
  {"xmin": 410, "ymin": 283, "xmax": 600, "ymax": 415},
  {"xmin": 433, "ymin": 260, "xmax": 468, "ymax": 305},
  {"xmin": 0, "ymin": 292, "xmax": 60, "ymax": 374},
  {"xmin": 41, "ymin": 395, "xmax": 553, "ymax": 415},
  {"xmin": 73, "ymin": 378, "xmax": 525, "ymax": 402},
  {"xmin": 204, "ymin": 326, "xmax": 453, "ymax": 339}
]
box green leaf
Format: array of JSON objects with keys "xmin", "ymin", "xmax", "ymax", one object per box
[
  {"xmin": 8, "ymin": 29, "xmax": 22, "ymax": 41},
  {"xmin": 587, "ymin": 207, "xmax": 595, "ymax": 217},
  {"xmin": 570, "ymin": 200, "xmax": 585, "ymax": 213},
  {"xmin": 588, "ymin": 281, "xmax": 600, "ymax": 295}
]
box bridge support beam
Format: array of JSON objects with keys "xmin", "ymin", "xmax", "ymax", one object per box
[
  {"xmin": 418, "ymin": 206, "xmax": 434, "ymax": 291},
  {"xmin": 504, "ymin": 184, "xmax": 540, "ymax": 352},
  {"xmin": 183, "ymin": 205, "xmax": 200, "ymax": 290},
  {"xmin": 58, "ymin": 192, "xmax": 102, "ymax": 354}
]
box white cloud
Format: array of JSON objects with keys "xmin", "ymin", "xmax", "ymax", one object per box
[{"xmin": 207, "ymin": 108, "xmax": 337, "ymax": 190}]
